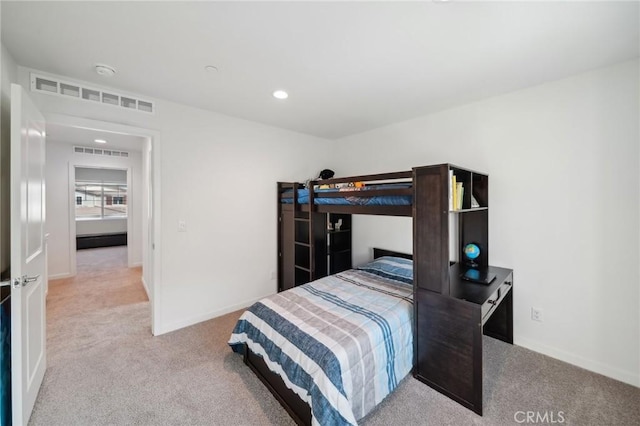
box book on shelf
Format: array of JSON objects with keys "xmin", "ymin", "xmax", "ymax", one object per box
[
  {"xmin": 450, "ymin": 173, "xmax": 466, "ymax": 211},
  {"xmin": 449, "ymin": 170, "xmax": 454, "ymax": 211}
]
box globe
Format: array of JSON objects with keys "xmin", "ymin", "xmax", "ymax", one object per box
[
  {"xmin": 464, "ymin": 243, "xmax": 480, "ymax": 259},
  {"xmin": 463, "ymin": 243, "xmax": 480, "ymax": 266}
]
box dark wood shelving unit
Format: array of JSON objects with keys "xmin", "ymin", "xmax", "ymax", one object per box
[
  {"xmin": 413, "ymin": 164, "xmax": 513, "ymax": 415},
  {"xmin": 326, "ymin": 213, "xmax": 352, "ymax": 276},
  {"xmin": 277, "ymin": 185, "xmax": 352, "ymax": 291}
]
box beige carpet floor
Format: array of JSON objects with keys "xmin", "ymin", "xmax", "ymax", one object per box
[{"xmin": 29, "ymin": 246, "xmax": 640, "ymax": 425}]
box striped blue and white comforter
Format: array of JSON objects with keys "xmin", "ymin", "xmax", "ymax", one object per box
[{"xmin": 228, "ymin": 269, "xmax": 413, "ymax": 426}]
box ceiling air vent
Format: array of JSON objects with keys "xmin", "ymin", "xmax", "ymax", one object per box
[
  {"xmin": 74, "ymin": 146, "xmax": 129, "ymax": 158},
  {"xmin": 31, "ymin": 73, "xmax": 154, "ymax": 114}
]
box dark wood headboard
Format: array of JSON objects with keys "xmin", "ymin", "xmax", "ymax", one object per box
[{"xmin": 373, "ymin": 248, "xmax": 413, "ymax": 260}]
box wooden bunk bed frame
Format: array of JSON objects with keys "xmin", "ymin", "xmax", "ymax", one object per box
[
  {"xmin": 244, "ymin": 164, "xmax": 513, "ymax": 424},
  {"xmin": 278, "ymin": 170, "xmax": 413, "ymax": 217}
]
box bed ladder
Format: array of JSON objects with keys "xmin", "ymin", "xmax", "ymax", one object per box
[
  {"xmin": 294, "ymin": 214, "xmax": 313, "ymax": 284},
  {"xmin": 278, "ymin": 181, "xmax": 328, "ymax": 291},
  {"xmin": 295, "ymin": 181, "xmax": 317, "ymax": 285}
]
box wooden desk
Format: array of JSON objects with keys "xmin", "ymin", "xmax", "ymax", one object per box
[{"xmin": 413, "ymin": 264, "xmax": 513, "ymax": 415}]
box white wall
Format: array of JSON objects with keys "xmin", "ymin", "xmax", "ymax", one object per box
[
  {"xmin": 45, "ymin": 141, "xmax": 143, "ymax": 278},
  {"xmin": 76, "ymin": 166, "xmax": 126, "ymax": 182},
  {"xmin": 19, "ymin": 67, "xmax": 331, "ymax": 334},
  {"xmin": 331, "ymin": 60, "xmax": 640, "ymax": 387},
  {"xmin": 141, "ymin": 137, "xmax": 152, "ymax": 301},
  {"xmin": 0, "ymin": 45, "xmax": 18, "ymax": 274},
  {"xmin": 76, "ymin": 219, "xmax": 127, "ymax": 237},
  {"xmin": 153, "ymin": 101, "xmax": 330, "ymax": 332}
]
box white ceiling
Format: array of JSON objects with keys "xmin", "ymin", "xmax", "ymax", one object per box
[
  {"xmin": 2, "ymin": 1, "xmax": 638, "ymax": 139},
  {"xmin": 46, "ymin": 123, "xmax": 145, "ymax": 152}
]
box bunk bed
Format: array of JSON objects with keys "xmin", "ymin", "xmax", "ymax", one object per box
[
  {"xmin": 229, "ymin": 164, "xmax": 514, "ymax": 425},
  {"xmin": 278, "ymin": 171, "xmax": 414, "ymax": 217}
]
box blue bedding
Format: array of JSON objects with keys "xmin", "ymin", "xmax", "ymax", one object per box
[
  {"xmin": 229, "ymin": 261, "xmax": 414, "ymax": 425},
  {"xmin": 281, "ymin": 184, "xmax": 411, "ymax": 206}
]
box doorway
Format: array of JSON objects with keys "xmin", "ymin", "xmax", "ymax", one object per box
[
  {"xmin": 42, "ymin": 114, "xmax": 161, "ymax": 335},
  {"xmin": 74, "ymin": 167, "xmax": 130, "ymax": 264}
]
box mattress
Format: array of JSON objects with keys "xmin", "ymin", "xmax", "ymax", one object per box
[
  {"xmin": 280, "ymin": 184, "xmax": 412, "ymax": 206},
  {"xmin": 228, "ymin": 263, "xmax": 414, "ymax": 426}
]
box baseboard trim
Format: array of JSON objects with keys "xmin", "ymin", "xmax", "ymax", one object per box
[
  {"xmin": 49, "ymin": 272, "xmax": 73, "ymax": 280},
  {"xmin": 155, "ymin": 293, "xmax": 271, "ymax": 336},
  {"xmin": 141, "ymin": 276, "xmax": 150, "ymax": 300},
  {"xmin": 515, "ymin": 336, "xmax": 639, "ymax": 387}
]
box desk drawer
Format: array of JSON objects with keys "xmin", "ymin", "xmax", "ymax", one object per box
[{"xmin": 481, "ymin": 273, "xmax": 513, "ymax": 323}]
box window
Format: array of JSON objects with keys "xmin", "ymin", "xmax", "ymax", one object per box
[{"xmin": 75, "ymin": 181, "xmax": 127, "ymax": 219}]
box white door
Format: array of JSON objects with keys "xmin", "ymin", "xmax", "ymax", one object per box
[{"xmin": 10, "ymin": 84, "xmax": 47, "ymax": 425}]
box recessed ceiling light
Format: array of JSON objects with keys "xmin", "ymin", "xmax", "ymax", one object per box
[
  {"xmin": 204, "ymin": 65, "xmax": 218, "ymax": 73},
  {"xmin": 95, "ymin": 64, "xmax": 116, "ymax": 77},
  {"xmin": 273, "ymin": 90, "xmax": 288, "ymax": 100},
  {"xmin": 94, "ymin": 139, "xmax": 107, "ymax": 144}
]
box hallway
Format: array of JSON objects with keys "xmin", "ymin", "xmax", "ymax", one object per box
[
  {"xmin": 47, "ymin": 246, "xmax": 148, "ymax": 320},
  {"xmin": 30, "ymin": 246, "xmax": 153, "ymax": 424}
]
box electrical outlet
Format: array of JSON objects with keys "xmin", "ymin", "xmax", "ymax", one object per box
[
  {"xmin": 270, "ymin": 271, "xmax": 277, "ymax": 280},
  {"xmin": 531, "ymin": 307, "xmax": 543, "ymax": 322},
  {"xmin": 178, "ymin": 220, "xmax": 187, "ymax": 232}
]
